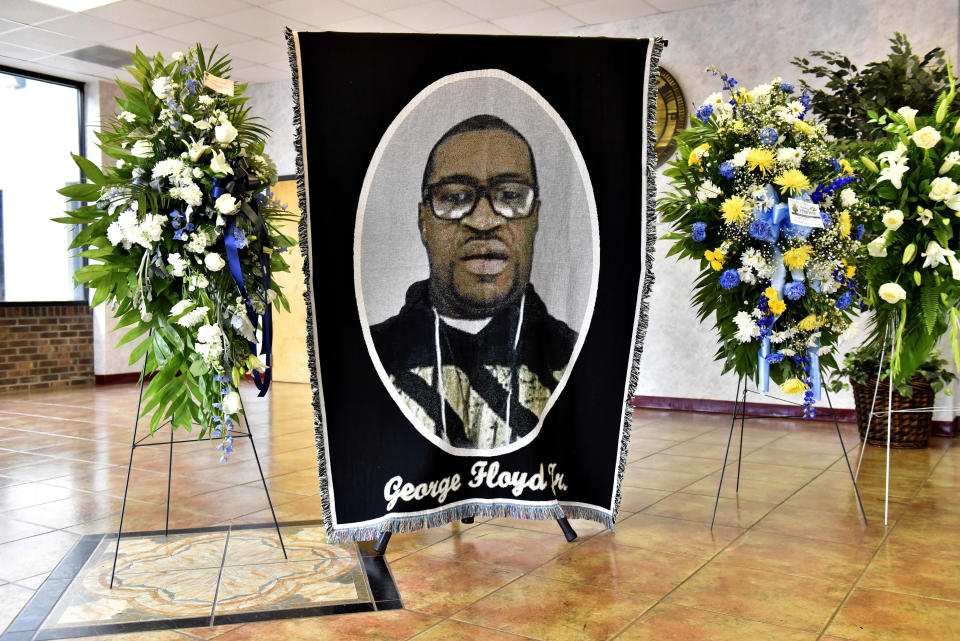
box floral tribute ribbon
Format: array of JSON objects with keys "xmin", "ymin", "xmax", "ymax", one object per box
[
  {"xmin": 753, "ymin": 184, "xmax": 821, "ymax": 401},
  {"xmin": 214, "ymin": 159, "xmax": 273, "ymax": 397}
]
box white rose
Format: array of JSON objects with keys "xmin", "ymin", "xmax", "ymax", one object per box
[
  {"xmin": 897, "ymin": 106, "xmax": 918, "ymax": 132},
  {"xmin": 867, "ymin": 236, "xmax": 888, "ymax": 257},
  {"xmin": 840, "ymin": 188, "xmax": 858, "ymax": 207},
  {"xmin": 214, "ymin": 121, "xmax": 238, "ymax": 145},
  {"xmin": 222, "ymin": 391, "xmax": 242, "ymax": 415},
  {"xmin": 151, "ymin": 76, "xmax": 171, "ymax": 98},
  {"xmin": 131, "ymin": 140, "xmax": 153, "ymax": 158},
  {"xmin": 929, "ymin": 176, "xmax": 959, "ymax": 202},
  {"xmin": 883, "ymin": 209, "xmax": 904, "ymax": 230},
  {"xmin": 210, "ymin": 150, "xmax": 233, "ymax": 175},
  {"xmin": 878, "ymin": 282, "xmax": 907, "ymax": 304},
  {"xmin": 204, "ymin": 253, "xmax": 226, "ymax": 271},
  {"xmin": 911, "ymin": 126, "xmax": 941, "ymax": 149},
  {"xmin": 215, "ymin": 193, "xmax": 238, "ymax": 215}
]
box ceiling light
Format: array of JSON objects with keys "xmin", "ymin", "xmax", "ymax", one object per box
[{"xmin": 33, "ymin": 0, "xmax": 122, "ymax": 12}]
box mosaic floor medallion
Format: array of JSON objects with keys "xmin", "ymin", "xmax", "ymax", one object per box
[{"xmin": 1, "ymin": 522, "xmax": 400, "ymax": 641}]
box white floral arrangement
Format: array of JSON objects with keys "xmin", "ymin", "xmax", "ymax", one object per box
[
  {"xmin": 660, "ymin": 69, "xmax": 866, "ymax": 416},
  {"xmin": 56, "ymin": 46, "xmax": 295, "ymax": 457}
]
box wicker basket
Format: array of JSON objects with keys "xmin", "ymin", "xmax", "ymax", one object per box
[{"xmin": 850, "ymin": 377, "xmax": 935, "ymax": 449}]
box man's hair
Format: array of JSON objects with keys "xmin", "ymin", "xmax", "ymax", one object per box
[{"xmin": 421, "ymin": 114, "xmax": 539, "ymax": 194}]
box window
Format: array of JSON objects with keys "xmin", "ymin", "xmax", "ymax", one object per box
[{"xmin": 0, "ymin": 67, "xmax": 84, "ymax": 302}]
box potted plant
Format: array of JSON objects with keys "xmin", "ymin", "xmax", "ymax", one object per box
[{"xmin": 834, "ymin": 347, "xmax": 954, "ymax": 448}]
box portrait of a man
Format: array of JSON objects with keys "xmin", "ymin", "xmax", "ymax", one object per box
[{"xmin": 371, "ymin": 114, "xmax": 578, "ymax": 451}]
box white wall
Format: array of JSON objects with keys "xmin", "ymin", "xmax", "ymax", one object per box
[{"xmin": 242, "ymin": 0, "xmax": 960, "ymax": 417}]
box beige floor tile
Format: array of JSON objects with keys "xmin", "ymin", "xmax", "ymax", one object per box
[
  {"xmin": 618, "ymin": 603, "xmax": 817, "ymax": 640},
  {"xmin": 827, "ymin": 588, "xmax": 960, "ymax": 640},
  {"xmin": 391, "ymin": 553, "xmax": 522, "ymax": 616},
  {"xmin": 603, "ymin": 513, "xmax": 744, "ymax": 559}
]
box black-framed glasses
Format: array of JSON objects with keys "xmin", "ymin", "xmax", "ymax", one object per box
[{"xmin": 424, "ymin": 179, "xmax": 538, "ymax": 220}]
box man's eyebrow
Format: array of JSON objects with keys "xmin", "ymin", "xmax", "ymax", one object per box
[{"xmin": 430, "ymin": 173, "xmax": 533, "ymax": 185}]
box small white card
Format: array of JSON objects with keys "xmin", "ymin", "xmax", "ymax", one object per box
[
  {"xmin": 788, "ymin": 198, "xmax": 823, "ymax": 228},
  {"xmin": 203, "ymin": 72, "xmax": 235, "ymax": 97}
]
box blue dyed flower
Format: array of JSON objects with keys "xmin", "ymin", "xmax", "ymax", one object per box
[
  {"xmin": 765, "ymin": 352, "xmax": 785, "ymax": 363},
  {"xmin": 759, "ymin": 127, "xmax": 778, "ymax": 146},
  {"xmin": 719, "ymin": 161, "xmax": 736, "ymax": 179},
  {"xmin": 173, "ymin": 229, "xmax": 187, "ymax": 241},
  {"xmin": 836, "ymin": 291, "xmax": 854, "ymax": 310},
  {"xmin": 784, "ymin": 281, "xmax": 806, "ymax": 300},
  {"xmin": 828, "ymin": 157, "xmax": 842, "ymax": 173},
  {"xmin": 780, "ymin": 82, "xmax": 794, "ymax": 93},
  {"xmin": 719, "ymin": 269, "xmax": 740, "ymax": 289},
  {"xmin": 276, "ymin": 246, "xmax": 287, "ymax": 253},
  {"xmin": 853, "ymin": 224, "xmax": 865, "ymax": 240},
  {"xmin": 820, "ymin": 211, "xmax": 833, "ymax": 227},
  {"xmin": 185, "ymin": 78, "xmax": 200, "ymax": 96},
  {"xmin": 749, "ymin": 219, "xmax": 772, "ymax": 241},
  {"xmin": 185, "ymin": 222, "xmax": 195, "ymax": 232},
  {"xmin": 695, "ymin": 104, "xmax": 714, "ymax": 124},
  {"xmin": 692, "ymin": 221, "xmax": 707, "ymax": 242},
  {"xmin": 232, "ymin": 227, "xmax": 248, "ymax": 248}
]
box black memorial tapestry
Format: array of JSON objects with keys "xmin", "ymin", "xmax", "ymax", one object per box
[{"xmin": 287, "ymin": 31, "xmax": 661, "ymax": 541}]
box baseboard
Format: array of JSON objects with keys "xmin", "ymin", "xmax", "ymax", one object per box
[{"xmin": 632, "ymin": 395, "xmax": 955, "ymax": 438}]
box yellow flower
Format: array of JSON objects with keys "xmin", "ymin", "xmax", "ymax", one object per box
[
  {"xmin": 720, "ymin": 196, "xmax": 750, "ymax": 224},
  {"xmin": 774, "ymin": 169, "xmax": 811, "ymax": 196},
  {"xmin": 704, "ymin": 248, "xmax": 725, "ymax": 271},
  {"xmin": 798, "ymin": 314, "xmax": 820, "ymax": 331},
  {"xmin": 794, "ymin": 120, "xmax": 816, "ymax": 136},
  {"xmin": 782, "ymin": 245, "xmax": 812, "ymax": 270},
  {"xmin": 780, "ymin": 378, "xmax": 810, "ymax": 394},
  {"xmin": 688, "ymin": 143, "xmax": 710, "ymax": 166},
  {"xmin": 839, "ymin": 158, "xmax": 854, "ymax": 175},
  {"xmin": 839, "ymin": 210, "xmax": 852, "ymax": 238},
  {"xmin": 745, "ymin": 148, "xmax": 775, "ymax": 175},
  {"xmin": 846, "ymin": 264, "xmax": 856, "ymax": 279},
  {"xmin": 764, "ymin": 287, "xmax": 786, "ymax": 315},
  {"xmin": 763, "ymin": 286, "xmax": 779, "ymax": 300},
  {"xmin": 732, "ymin": 119, "xmax": 748, "ymax": 134}
]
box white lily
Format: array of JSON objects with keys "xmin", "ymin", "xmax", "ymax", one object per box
[
  {"xmin": 877, "ymin": 158, "xmax": 909, "ymax": 189},
  {"xmin": 187, "ymin": 138, "xmax": 209, "ymax": 162},
  {"xmin": 878, "ymin": 142, "xmax": 907, "ymax": 165},
  {"xmin": 949, "ymin": 255, "xmax": 960, "ymax": 280},
  {"xmin": 897, "ymin": 106, "xmax": 918, "ymax": 132},
  {"xmin": 940, "ymin": 150, "xmax": 960, "ymax": 174},
  {"xmin": 921, "ymin": 240, "xmax": 955, "ymax": 268}
]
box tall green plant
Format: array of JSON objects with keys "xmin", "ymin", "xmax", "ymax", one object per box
[{"xmin": 792, "ymin": 33, "xmax": 948, "ymax": 144}]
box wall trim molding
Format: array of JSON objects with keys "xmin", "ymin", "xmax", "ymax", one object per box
[{"xmin": 632, "ymin": 395, "xmax": 955, "ymax": 438}]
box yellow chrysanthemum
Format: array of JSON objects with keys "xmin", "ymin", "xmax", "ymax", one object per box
[
  {"xmin": 704, "ymin": 248, "xmax": 725, "ymax": 271},
  {"xmin": 793, "ymin": 120, "xmax": 816, "ymax": 136},
  {"xmin": 745, "ymin": 148, "xmax": 775, "ymax": 175},
  {"xmin": 839, "ymin": 158, "xmax": 854, "ymax": 175},
  {"xmin": 774, "ymin": 169, "xmax": 811, "ymax": 196},
  {"xmin": 798, "ymin": 314, "xmax": 820, "ymax": 331},
  {"xmin": 782, "ymin": 245, "xmax": 812, "ymax": 270},
  {"xmin": 688, "ymin": 143, "xmax": 710, "ymax": 166},
  {"xmin": 732, "ymin": 119, "xmax": 748, "ymax": 134},
  {"xmin": 839, "ymin": 210, "xmax": 852, "ymax": 238},
  {"xmin": 763, "ymin": 286, "xmax": 779, "ymax": 300},
  {"xmin": 720, "ymin": 196, "xmax": 750, "ymax": 224},
  {"xmin": 780, "ymin": 378, "xmax": 810, "ymax": 394},
  {"xmin": 763, "ymin": 287, "xmax": 787, "ymax": 315},
  {"xmin": 846, "ymin": 264, "xmax": 856, "ymax": 279}
]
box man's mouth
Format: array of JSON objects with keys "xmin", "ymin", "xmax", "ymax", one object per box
[{"xmin": 460, "ymin": 251, "xmax": 509, "ymax": 276}]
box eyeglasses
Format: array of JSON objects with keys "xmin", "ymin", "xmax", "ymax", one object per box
[{"xmin": 424, "ymin": 179, "xmax": 537, "ymax": 220}]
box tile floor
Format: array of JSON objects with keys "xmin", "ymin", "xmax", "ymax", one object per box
[{"xmin": 1, "ymin": 382, "xmax": 958, "ymax": 640}]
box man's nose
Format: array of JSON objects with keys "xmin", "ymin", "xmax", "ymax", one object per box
[{"xmin": 462, "ymin": 193, "xmax": 502, "ymax": 231}]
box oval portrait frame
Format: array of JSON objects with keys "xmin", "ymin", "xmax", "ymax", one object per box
[{"xmin": 354, "ymin": 69, "xmax": 600, "ymax": 456}]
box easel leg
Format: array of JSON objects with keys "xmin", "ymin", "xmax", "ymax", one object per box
[
  {"xmin": 374, "ymin": 531, "xmax": 391, "ymax": 555},
  {"xmin": 238, "ymin": 394, "xmax": 288, "ymax": 559},
  {"xmin": 712, "ymin": 376, "xmax": 743, "ymax": 530},
  {"xmin": 735, "ymin": 384, "xmax": 747, "ymax": 492},
  {"xmin": 885, "ymin": 319, "xmax": 895, "ymax": 526},
  {"xmin": 856, "ymin": 325, "xmax": 887, "ymax": 480},
  {"xmin": 557, "ymin": 517, "xmax": 578, "ymax": 542},
  {"xmin": 165, "ymin": 413, "xmax": 174, "ymax": 537},
  {"xmin": 110, "ymin": 357, "xmax": 148, "ymax": 589},
  {"xmin": 823, "ymin": 383, "xmax": 868, "ymax": 525}
]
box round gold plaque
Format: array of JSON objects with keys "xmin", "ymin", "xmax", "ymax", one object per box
[{"xmin": 655, "ymin": 67, "xmax": 687, "ymax": 167}]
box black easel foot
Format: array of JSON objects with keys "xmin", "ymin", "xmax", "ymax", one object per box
[
  {"xmin": 374, "ymin": 531, "xmax": 392, "ymax": 555},
  {"xmin": 712, "ymin": 377, "xmax": 743, "ymax": 530},
  {"xmin": 557, "ymin": 517, "xmax": 577, "ymax": 542},
  {"xmin": 461, "ymin": 516, "xmax": 474, "ymax": 524}
]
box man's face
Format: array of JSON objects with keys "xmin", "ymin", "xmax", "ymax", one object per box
[{"xmin": 419, "ymin": 128, "xmax": 539, "ymax": 319}]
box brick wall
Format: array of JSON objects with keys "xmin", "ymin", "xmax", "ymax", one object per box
[{"xmin": 0, "ymin": 302, "xmax": 94, "ymax": 392}]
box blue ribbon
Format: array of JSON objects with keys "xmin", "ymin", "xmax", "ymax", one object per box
[
  {"xmin": 755, "ymin": 184, "xmax": 820, "ymax": 401},
  {"xmin": 217, "ymin": 169, "xmax": 273, "ymax": 398}
]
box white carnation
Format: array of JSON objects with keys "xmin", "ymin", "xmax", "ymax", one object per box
[
  {"xmin": 107, "ymin": 221, "xmax": 126, "ymax": 247},
  {"xmin": 167, "ymin": 252, "xmax": 189, "ymax": 277},
  {"xmin": 177, "ymin": 306, "xmax": 208, "ymax": 328},
  {"xmin": 777, "ymin": 147, "xmax": 804, "ymax": 168},
  {"xmin": 839, "ymin": 188, "xmax": 858, "ymax": 207},
  {"xmin": 179, "ymin": 183, "xmax": 203, "ymax": 207},
  {"xmin": 696, "ymin": 179, "xmax": 722, "ymax": 203},
  {"xmin": 731, "ymin": 148, "xmax": 750, "ymax": 168},
  {"xmin": 131, "ymin": 140, "xmax": 153, "ymax": 158},
  {"xmin": 140, "ymin": 214, "xmax": 165, "ymax": 242},
  {"xmin": 152, "ymin": 158, "xmax": 184, "ymax": 180},
  {"xmin": 198, "ymin": 95, "xmax": 214, "ymax": 106}
]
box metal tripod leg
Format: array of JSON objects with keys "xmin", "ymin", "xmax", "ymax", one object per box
[
  {"xmin": 712, "ymin": 376, "xmax": 743, "ymax": 530},
  {"xmin": 237, "ymin": 393, "xmax": 287, "ymax": 559}
]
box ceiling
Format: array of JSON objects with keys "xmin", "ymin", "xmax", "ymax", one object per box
[{"xmin": 0, "ymin": 0, "xmax": 725, "ymax": 85}]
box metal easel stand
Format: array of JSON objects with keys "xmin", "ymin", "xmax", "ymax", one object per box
[
  {"xmin": 373, "ymin": 514, "xmax": 578, "ymax": 555},
  {"xmin": 853, "ymin": 317, "xmax": 956, "ymax": 526},
  {"xmin": 109, "ymin": 354, "xmax": 287, "ymax": 588},
  {"xmin": 711, "ymin": 373, "xmax": 868, "ymax": 530}
]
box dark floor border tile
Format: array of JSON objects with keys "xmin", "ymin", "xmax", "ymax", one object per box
[
  {"xmin": 211, "ymin": 601, "xmax": 374, "ymax": 625},
  {"xmin": 33, "ymin": 616, "xmax": 212, "ymax": 641}
]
